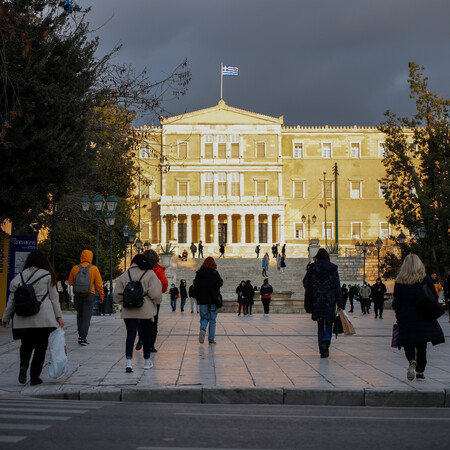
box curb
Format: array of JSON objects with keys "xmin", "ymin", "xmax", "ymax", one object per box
[{"xmin": 28, "ymin": 387, "xmax": 450, "ymax": 408}]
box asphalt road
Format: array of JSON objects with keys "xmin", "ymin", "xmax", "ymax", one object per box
[{"xmin": 1, "ymin": 398, "xmax": 450, "ymax": 450}]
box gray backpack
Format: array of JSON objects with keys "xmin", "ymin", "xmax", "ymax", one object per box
[{"xmin": 73, "ymin": 264, "xmax": 93, "ymax": 296}]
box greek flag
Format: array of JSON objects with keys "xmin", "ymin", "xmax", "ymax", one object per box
[{"xmin": 222, "ymin": 65, "xmax": 239, "ymax": 76}]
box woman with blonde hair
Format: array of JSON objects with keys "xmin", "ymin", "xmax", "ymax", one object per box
[{"xmin": 392, "ymin": 254, "xmax": 445, "ymax": 381}]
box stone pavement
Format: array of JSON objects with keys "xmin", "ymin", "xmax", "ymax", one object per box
[{"xmin": 1, "ymin": 305, "xmax": 450, "ymax": 407}]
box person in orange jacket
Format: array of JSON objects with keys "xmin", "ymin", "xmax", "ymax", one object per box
[{"xmin": 68, "ymin": 249, "xmax": 103, "ymax": 345}]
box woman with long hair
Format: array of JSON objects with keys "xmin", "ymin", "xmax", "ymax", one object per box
[
  {"xmin": 2, "ymin": 249, "xmax": 64, "ymax": 385},
  {"xmin": 303, "ymin": 248, "xmax": 343, "ymax": 358},
  {"xmin": 392, "ymin": 254, "xmax": 445, "ymax": 380},
  {"xmin": 193, "ymin": 256, "xmax": 223, "ymax": 344}
]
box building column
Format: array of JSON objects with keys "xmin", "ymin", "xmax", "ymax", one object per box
[
  {"xmin": 254, "ymin": 214, "xmax": 259, "ymax": 244},
  {"xmin": 199, "ymin": 214, "xmax": 205, "ymax": 243},
  {"xmin": 227, "ymin": 214, "xmax": 232, "ymax": 244},
  {"xmin": 173, "ymin": 216, "xmax": 178, "ymax": 242},
  {"xmin": 279, "ymin": 213, "xmax": 285, "ymax": 244},
  {"xmin": 161, "ymin": 216, "xmax": 166, "ymax": 243},
  {"xmin": 240, "ymin": 214, "xmax": 246, "ymax": 244},
  {"xmin": 213, "ymin": 214, "xmax": 219, "ymax": 246},
  {"xmin": 186, "ymin": 214, "xmax": 192, "ymax": 244},
  {"xmin": 267, "ymin": 214, "xmax": 273, "ymax": 244}
]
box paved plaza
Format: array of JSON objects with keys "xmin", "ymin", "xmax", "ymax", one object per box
[{"xmin": 1, "ymin": 305, "xmax": 450, "ymax": 406}]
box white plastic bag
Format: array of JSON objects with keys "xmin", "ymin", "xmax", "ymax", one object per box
[{"xmin": 48, "ymin": 327, "xmax": 68, "ymax": 379}]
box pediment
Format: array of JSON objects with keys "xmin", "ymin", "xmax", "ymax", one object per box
[{"xmin": 161, "ymin": 100, "xmax": 284, "ymax": 126}]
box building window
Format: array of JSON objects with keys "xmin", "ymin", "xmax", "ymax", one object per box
[
  {"xmin": 323, "ymin": 181, "xmax": 334, "ymax": 199},
  {"xmin": 140, "ymin": 147, "xmax": 150, "ymax": 158},
  {"xmin": 323, "ymin": 222, "xmax": 333, "ymax": 239},
  {"xmin": 379, "ymin": 181, "xmax": 387, "ymax": 199},
  {"xmin": 350, "ymin": 142, "xmax": 360, "ymax": 158},
  {"xmin": 294, "ymin": 222, "xmax": 305, "ymax": 239},
  {"xmin": 218, "ymin": 135, "xmax": 227, "ymax": 159},
  {"xmin": 231, "ymin": 135, "xmax": 240, "ymax": 158},
  {"xmin": 378, "ymin": 141, "xmax": 387, "ymax": 159},
  {"xmin": 178, "ymin": 142, "xmax": 188, "ymax": 159},
  {"xmin": 218, "ymin": 173, "xmax": 227, "ymax": 196},
  {"xmin": 141, "ymin": 179, "xmax": 152, "ymax": 198},
  {"xmin": 256, "ymin": 181, "xmax": 266, "ymax": 196},
  {"xmin": 293, "ymin": 142, "xmax": 303, "ymax": 158},
  {"xmin": 231, "ymin": 172, "xmax": 240, "ymax": 196},
  {"xmin": 350, "ymin": 181, "xmax": 362, "ymax": 199},
  {"xmin": 178, "ymin": 223, "xmax": 187, "ymax": 244},
  {"xmin": 351, "ymin": 222, "xmax": 361, "ymax": 239},
  {"xmin": 322, "ymin": 142, "xmax": 332, "ymax": 158},
  {"xmin": 177, "ymin": 181, "xmax": 188, "ymax": 197},
  {"xmin": 293, "ymin": 181, "xmax": 304, "ymax": 199},
  {"xmin": 380, "ymin": 222, "xmax": 390, "ymax": 239},
  {"xmin": 256, "ymin": 142, "xmax": 266, "ymax": 158},
  {"xmin": 204, "ymin": 135, "xmax": 213, "ymax": 158},
  {"xmin": 204, "ymin": 173, "xmax": 213, "ymax": 196}
]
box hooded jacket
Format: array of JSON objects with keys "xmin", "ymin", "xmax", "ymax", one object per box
[
  {"xmin": 303, "ymin": 259, "xmax": 343, "ymax": 323},
  {"xmin": 68, "ymin": 250, "xmax": 104, "ymax": 299}
]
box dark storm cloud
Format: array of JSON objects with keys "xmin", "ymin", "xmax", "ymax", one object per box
[{"xmin": 78, "ymin": 0, "xmax": 450, "ymax": 126}]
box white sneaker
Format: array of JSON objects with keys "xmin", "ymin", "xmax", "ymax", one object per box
[
  {"xmin": 126, "ymin": 359, "xmax": 133, "ymax": 373},
  {"xmin": 144, "ymin": 359, "xmax": 153, "ymax": 369},
  {"xmin": 264, "ymin": 314, "xmax": 269, "ymax": 317},
  {"xmin": 199, "ymin": 329, "xmax": 205, "ymax": 344},
  {"xmin": 407, "ymin": 360, "xmax": 417, "ymax": 381}
]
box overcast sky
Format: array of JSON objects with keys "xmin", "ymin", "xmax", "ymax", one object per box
[{"xmin": 78, "ymin": 0, "xmax": 450, "ymax": 127}]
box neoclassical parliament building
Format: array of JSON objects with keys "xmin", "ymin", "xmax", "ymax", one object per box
[{"xmin": 133, "ymin": 100, "xmax": 393, "ymax": 257}]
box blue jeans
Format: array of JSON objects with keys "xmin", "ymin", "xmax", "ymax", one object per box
[
  {"xmin": 317, "ymin": 321, "xmax": 332, "ymax": 352},
  {"xmin": 181, "ymin": 297, "xmax": 186, "ymax": 311},
  {"xmin": 170, "ymin": 298, "xmax": 177, "ymax": 311},
  {"xmin": 199, "ymin": 304, "xmax": 218, "ymax": 341}
]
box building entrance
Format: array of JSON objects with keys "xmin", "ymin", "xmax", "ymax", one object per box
[
  {"xmin": 259, "ymin": 223, "xmax": 268, "ymax": 243},
  {"xmin": 219, "ymin": 223, "xmax": 227, "ymax": 244}
]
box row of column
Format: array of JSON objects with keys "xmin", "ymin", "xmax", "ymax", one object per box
[{"xmin": 160, "ymin": 213, "xmax": 285, "ymax": 244}]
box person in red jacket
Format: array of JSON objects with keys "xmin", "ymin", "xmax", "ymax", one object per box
[{"xmin": 135, "ymin": 249, "xmax": 168, "ymax": 352}]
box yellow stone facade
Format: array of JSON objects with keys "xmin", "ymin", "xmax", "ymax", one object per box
[{"xmin": 132, "ymin": 100, "xmax": 393, "ymax": 256}]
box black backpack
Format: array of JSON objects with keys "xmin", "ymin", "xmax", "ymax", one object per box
[
  {"xmin": 122, "ymin": 270, "xmax": 148, "ymax": 309},
  {"xmin": 14, "ymin": 270, "xmax": 50, "ymax": 317}
]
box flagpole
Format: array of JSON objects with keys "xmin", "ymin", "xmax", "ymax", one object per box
[{"xmin": 220, "ymin": 62, "xmax": 223, "ymax": 100}]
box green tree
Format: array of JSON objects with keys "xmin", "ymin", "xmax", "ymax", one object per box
[{"xmin": 379, "ymin": 62, "xmax": 450, "ymax": 275}]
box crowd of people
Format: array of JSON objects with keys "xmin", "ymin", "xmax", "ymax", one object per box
[{"xmin": 2, "ymin": 244, "xmax": 448, "ymax": 384}]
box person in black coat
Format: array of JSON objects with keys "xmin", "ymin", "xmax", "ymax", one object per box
[
  {"xmin": 169, "ymin": 284, "xmax": 179, "ymax": 312},
  {"xmin": 236, "ymin": 280, "xmax": 246, "ymax": 316},
  {"xmin": 303, "ymin": 248, "xmax": 343, "ymax": 358},
  {"xmin": 242, "ymin": 280, "xmax": 255, "ymax": 316},
  {"xmin": 179, "ymin": 280, "xmax": 188, "ymax": 312},
  {"xmin": 371, "ymin": 278, "xmax": 387, "ymax": 319},
  {"xmin": 444, "ymin": 270, "xmax": 450, "ymax": 320},
  {"xmin": 392, "ymin": 254, "xmax": 445, "ymax": 381},
  {"xmin": 193, "ymin": 257, "xmax": 223, "ymax": 344},
  {"xmin": 341, "ymin": 284, "xmax": 349, "ymax": 310}
]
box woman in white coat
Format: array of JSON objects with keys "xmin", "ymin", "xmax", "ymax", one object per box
[
  {"xmin": 2, "ymin": 250, "xmax": 64, "ymax": 386},
  {"xmin": 114, "ymin": 254, "xmax": 162, "ymax": 373}
]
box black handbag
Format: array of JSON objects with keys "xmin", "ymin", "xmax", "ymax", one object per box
[
  {"xmin": 304, "ymin": 289, "xmax": 312, "ymax": 313},
  {"xmin": 332, "ymin": 314, "xmax": 344, "ymax": 337},
  {"xmin": 415, "ymin": 283, "xmax": 445, "ymax": 320},
  {"xmin": 215, "ymin": 292, "xmax": 223, "ymax": 309}
]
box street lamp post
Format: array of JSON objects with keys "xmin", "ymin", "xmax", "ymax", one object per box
[
  {"xmin": 375, "ymin": 237, "xmax": 383, "ymax": 278},
  {"xmin": 122, "ymin": 225, "xmax": 130, "ymax": 271},
  {"xmin": 301, "ymin": 214, "xmax": 317, "ymax": 242},
  {"xmin": 319, "ymin": 172, "xmax": 331, "ymax": 249},
  {"xmin": 135, "ymin": 238, "xmax": 142, "ymax": 253},
  {"xmin": 128, "ymin": 230, "xmax": 136, "ymax": 262},
  {"xmin": 355, "ymin": 241, "xmax": 371, "ymax": 283}
]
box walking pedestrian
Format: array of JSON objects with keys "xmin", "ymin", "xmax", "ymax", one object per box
[
  {"xmin": 135, "ymin": 249, "xmax": 168, "ymax": 353},
  {"xmin": 190, "ymin": 242, "xmax": 197, "ymax": 259},
  {"xmin": 360, "ymin": 282, "xmax": 371, "ymax": 314},
  {"xmin": 341, "ymin": 284, "xmax": 349, "ymax": 310},
  {"xmin": 169, "ymin": 283, "xmax": 179, "ymax": 311},
  {"xmin": 189, "ymin": 281, "xmax": 198, "ymax": 313},
  {"xmin": 179, "ymin": 279, "xmax": 188, "ymax": 312},
  {"xmin": 68, "ymin": 249, "xmax": 104, "ymax": 345},
  {"xmin": 371, "ymin": 278, "xmax": 387, "ymax": 318},
  {"xmin": 280, "ymin": 255, "xmax": 286, "ymax": 274},
  {"xmin": 236, "ymin": 280, "xmax": 246, "ymax": 316},
  {"xmin": 276, "ymin": 254, "xmax": 281, "ymax": 271},
  {"xmin": 272, "ymin": 244, "xmax": 278, "ymax": 259},
  {"xmin": 219, "ymin": 243, "xmax": 225, "ymax": 258},
  {"xmin": 348, "ymin": 284, "xmax": 354, "ymax": 312},
  {"xmin": 255, "ymin": 245, "xmax": 260, "ymax": 258},
  {"xmin": 303, "ymin": 248, "xmax": 343, "ymax": 358},
  {"xmin": 198, "ymin": 241, "xmax": 204, "ymax": 258},
  {"xmin": 194, "ymin": 257, "xmax": 223, "ymax": 344},
  {"xmin": 282, "ymin": 243, "xmax": 286, "ymax": 256},
  {"xmin": 392, "ymin": 254, "xmax": 445, "ymax": 381},
  {"xmin": 242, "ymin": 280, "xmax": 255, "ymax": 316},
  {"xmin": 2, "ymin": 250, "xmax": 64, "ymax": 386},
  {"xmin": 260, "ymin": 278, "xmax": 273, "ymax": 317},
  {"xmin": 114, "ymin": 254, "xmax": 162, "ymax": 372},
  {"xmin": 431, "ymin": 272, "xmax": 442, "ymax": 297},
  {"xmin": 444, "ymin": 270, "xmax": 450, "ymax": 322},
  {"xmin": 262, "ymin": 254, "xmax": 269, "ymax": 277}
]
